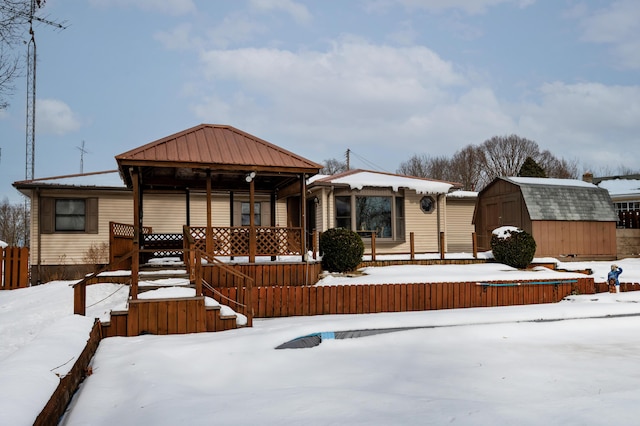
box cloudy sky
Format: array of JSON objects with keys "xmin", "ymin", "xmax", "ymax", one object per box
[{"xmin": 1, "ymin": 0, "xmax": 639, "ymax": 201}]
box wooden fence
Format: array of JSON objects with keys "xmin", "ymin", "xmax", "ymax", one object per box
[
  {"xmin": 0, "ymin": 246, "xmax": 30, "ymax": 290},
  {"xmin": 212, "ymin": 277, "xmax": 595, "ymax": 318}
]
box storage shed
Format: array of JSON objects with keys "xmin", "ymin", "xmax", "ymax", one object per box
[{"xmin": 474, "ymin": 177, "xmax": 618, "ymax": 261}]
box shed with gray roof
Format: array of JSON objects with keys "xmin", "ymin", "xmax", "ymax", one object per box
[{"xmin": 474, "ymin": 177, "xmax": 617, "ymax": 261}]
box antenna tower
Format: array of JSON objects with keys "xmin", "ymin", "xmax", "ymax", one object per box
[
  {"xmin": 24, "ymin": 0, "xmax": 66, "ymax": 180},
  {"xmin": 77, "ymin": 140, "xmax": 89, "ymax": 173}
]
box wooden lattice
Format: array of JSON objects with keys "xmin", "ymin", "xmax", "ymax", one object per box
[
  {"xmin": 142, "ymin": 233, "xmax": 183, "ymax": 257},
  {"xmin": 185, "ymin": 226, "xmax": 302, "ymax": 257},
  {"xmin": 110, "ymin": 222, "xmax": 152, "ymax": 238}
]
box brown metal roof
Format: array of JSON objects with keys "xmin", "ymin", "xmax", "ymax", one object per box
[
  {"xmin": 116, "ymin": 124, "xmax": 322, "ymax": 171},
  {"xmin": 115, "ymin": 124, "xmax": 323, "ymax": 191}
]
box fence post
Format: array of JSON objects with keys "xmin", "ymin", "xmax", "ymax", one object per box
[
  {"xmin": 0, "ymin": 247, "xmax": 4, "ymax": 289},
  {"xmin": 410, "ymin": 232, "xmax": 415, "ymax": 260},
  {"xmin": 472, "ymin": 232, "xmax": 477, "ymax": 259},
  {"xmin": 371, "ymin": 233, "xmax": 376, "ymax": 262}
]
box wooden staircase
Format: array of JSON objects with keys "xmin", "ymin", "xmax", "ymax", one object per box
[{"xmin": 100, "ymin": 261, "xmax": 244, "ymax": 337}]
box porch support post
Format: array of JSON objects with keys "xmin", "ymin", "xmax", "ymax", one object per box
[
  {"xmin": 185, "ymin": 188, "xmax": 190, "ymax": 226},
  {"xmin": 131, "ymin": 167, "xmax": 140, "ymax": 300},
  {"xmin": 206, "ymin": 172, "xmax": 213, "ymax": 255},
  {"xmin": 300, "ymin": 174, "xmax": 307, "ymax": 262},
  {"xmin": 249, "ymin": 178, "xmax": 256, "ymax": 262},
  {"xmin": 270, "ymin": 191, "xmax": 277, "ymax": 261}
]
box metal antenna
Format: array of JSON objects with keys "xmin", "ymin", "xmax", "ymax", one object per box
[
  {"xmin": 24, "ymin": 0, "xmax": 67, "ymax": 181},
  {"xmin": 77, "ymin": 140, "xmax": 89, "ymax": 173}
]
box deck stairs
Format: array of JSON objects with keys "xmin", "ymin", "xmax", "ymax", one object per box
[{"xmin": 100, "ymin": 258, "xmax": 244, "ymax": 337}]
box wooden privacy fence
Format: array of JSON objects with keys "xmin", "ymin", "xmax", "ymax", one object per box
[
  {"xmin": 1, "ymin": 246, "xmax": 30, "ymax": 290},
  {"xmin": 213, "ymin": 277, "xmax": 594, "ymax": 318}
]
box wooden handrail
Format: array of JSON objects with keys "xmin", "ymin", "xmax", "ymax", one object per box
[
  {"xmin": 198, "ymin": 250, "xmax": 254, "ymax": 327},
  {"xmin": 73, "ymin": 249, "xmax": 136, "ymax": 316}
]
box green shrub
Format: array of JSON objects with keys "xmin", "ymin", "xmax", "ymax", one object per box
[
  {"xmin": 490, "ymin": 227, "xmax": 537, "ymax": 269},
  {"xmin": 319, "ymin": 228, "xmax": 365, "ymax": 273}
]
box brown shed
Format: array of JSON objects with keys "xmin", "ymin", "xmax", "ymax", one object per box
[{"xmin": 474, "ymin": 177, "xmax": 618, "ymax": 261}]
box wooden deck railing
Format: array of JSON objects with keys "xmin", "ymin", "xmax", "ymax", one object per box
[
  {"xmin": 184, "ymin": 226, "xmax": 254, "ymax": 326},
  {"xmin": 186, "ymin": 226, "xmax": 303, "ymax": 257}
]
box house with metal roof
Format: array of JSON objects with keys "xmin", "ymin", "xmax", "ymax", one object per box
[
  {"xmin": 474, "ymin": 176, "xmax": 618, "ymax": 260},
  {"xmin": 14, "ymin": 124, "xmax": 324, "ymax": 288}
]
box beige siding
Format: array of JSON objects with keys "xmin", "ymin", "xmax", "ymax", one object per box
[
  {"xmin": 34, "ymin": 190, "xmax": 133, "ymax": 265},
  {"xmin": 446, "ymin": 197, "xmax": 476, "ymax": 253},
  {"xmin": 187, "ymin": 192, "xmax": 230, "ymax": 227},
  {"xmin": 276, "ymin": 198, "xmax": 287, "ymax": 226},
  {"xmin": 142, "ymin": 193, "xmax": 187, "ymax": 232},
  {"xmin": 404, "ymin": 191, "xmax": 440, "ymax": 253}
]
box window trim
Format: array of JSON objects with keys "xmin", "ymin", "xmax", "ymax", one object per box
[{"xmin": 334, "ymin": 192, "xmax": 405, "ymax": 241}]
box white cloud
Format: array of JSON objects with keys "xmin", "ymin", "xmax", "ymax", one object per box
[
  {"xmin": 578, "ymin": 0, "xmax": 640, "ymax": 69},
  {"xmin": 249, "ymin": 0, "xmax": 312, "ymax": 24},
  {"xmin": 37, "ymin": 99, "xmax": 81, "ymax": 136},
  {"xmin": 89, "ymin": 0, "xmax": 196, "ymax": 16},
  {"xmin": 189, "ymin": 38, "xmax": 640, "ymax": 174},
  {"xmin": 154, "ymin": 23, "xmax": 201, "ymax": 51},
  {"xmin": 518, "ymin": 82, "xmax": 640, "ymax": 169}
]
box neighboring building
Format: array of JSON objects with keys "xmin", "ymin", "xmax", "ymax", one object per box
[
  {"xmin": 474, "ymin": 177, "xmax": 618, "ymax": 261},
  {"xmin": 586, "ymin": 173, "xmax": 640, "ymax": 258},
  {"xmin": 586, "ymin": 173, "xmax": 640, "ymax": 225},
  {"xmin": 307, "ymin": 169, "xmax": 477, "ymax": 255}
]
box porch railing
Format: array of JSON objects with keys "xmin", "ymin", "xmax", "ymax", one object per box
[{"xmin": 185, "ymin": 226, "xmax": 303, "ymax": 257}]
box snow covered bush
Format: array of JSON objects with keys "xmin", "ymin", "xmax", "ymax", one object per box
[
  {"xmin": 319, "ymin": 228, "xmax": 364, "ymax": 273},
  {"xmin": 490, "ymin": 226, "xmax": 537, "ymax": 269}
]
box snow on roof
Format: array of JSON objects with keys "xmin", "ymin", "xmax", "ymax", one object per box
[
  {"xmin": 446, "ymin": 190, "xmax": 477, "ymax": 198},
  {"xmin": 507, "ymin": 176, "xmax": 597, "ymax": 188},
  {"xmin": 317, "ymin": 170, "xmax": 454, "ymax": 194},
  {"xmin": 15, "ymin": 171, "xmax": 125, "ymax": 189},
  {"xmin": 596, "ymin": 178, "xmax": 640, "ymax": 196}
]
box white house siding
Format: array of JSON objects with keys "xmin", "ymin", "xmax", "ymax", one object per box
[
  {"xmin": 446, "ymin": 197, "xmax": 476, "ymax": 253},
  {"xmin": 34, "ymin": 190, "xmax": 132, "ymax": 265}
]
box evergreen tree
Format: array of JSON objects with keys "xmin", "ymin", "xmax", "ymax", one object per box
[{"xmin": 518, "ymin": 156, "xmax": 546, "ymax": 178}]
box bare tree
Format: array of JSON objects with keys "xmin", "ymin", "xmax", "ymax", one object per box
[
  {"xmin": 397, "ymin": 154, "xmax": 428, "ymax": 177},
  {"xmin": 477, "ymin": 135, "xmax": 540, "ymax": 186},
  {"xmin": 450, "ymin": 145, "xmax": 484, "ymax": 191},
  {"xmin": 0, "ymin": 0, "xmax": 35, "ymax": 109},
  {"xmin": 0, "ymin": 197, "xmax": 29, "ymax": 246},
  {"xmin": 396, "ymin": 135, "xmax": 580, "ymax": 191},
  {"xmin": 537, "ymin": 150, "xmax": 578, "ymax": 179},
  {"xmin": 321, "ymin": 158, "xmax": 348, "ymax": 175}
]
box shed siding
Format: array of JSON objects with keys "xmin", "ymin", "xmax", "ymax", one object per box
[
  {"xmin": 531, "ymin": 220, "xmax": 617, "ymax": 258},
  {"xmin": 475, "ymin": 180, "xmax": 528, "ymax": 250}
]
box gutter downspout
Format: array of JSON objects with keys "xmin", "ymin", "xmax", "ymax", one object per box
[{"xmin": 36, "ymin": 187, "xmax": 42, "ymax": 285}]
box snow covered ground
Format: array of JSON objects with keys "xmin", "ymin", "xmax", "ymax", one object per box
[{"xmin": 2, "ymin": 259, "xmax": 640, "ymax": 425}]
